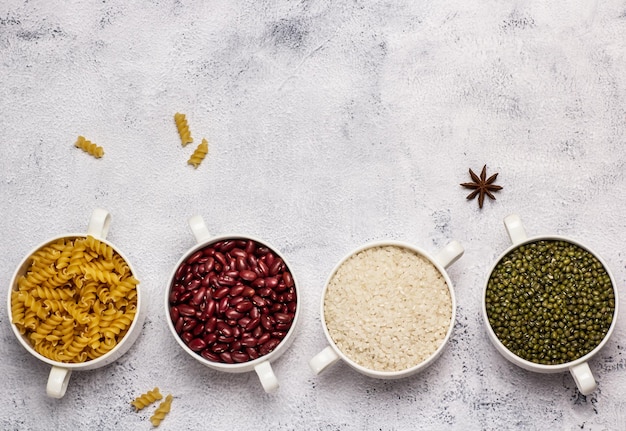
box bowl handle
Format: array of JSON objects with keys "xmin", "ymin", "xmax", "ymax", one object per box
[
  {"xmin": 569, "ymin": 362, "xmax": 597, "ymax": 395},
  {"xmin": 433, "ymin": 240, "xmax": 464, "ymax": 269},
  {"xmin": 254, "ymin": 361, "xmax": 279, "ymax": 393},
  {"xmin": 87, "ymin": 208, "xmax": 111, "ymax": 240},
  {"xmin": 47, "ymin": 366, "xmax": 72, "ymax": 398},
  {"xmin": 504, "ymin": 214, "xmax": 527, "ymax": 245},
  {"xmin": 309, "ymin": 346, "xmax": 341, "ymax": 375},
  {"xmin": 189, "ymin": 215, "xmax": 212, "ymax": 243}
]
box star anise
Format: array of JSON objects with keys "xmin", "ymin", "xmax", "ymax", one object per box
[{"xmin": 460, "ymin": 165, "xmax": 503, "ymax": 208}]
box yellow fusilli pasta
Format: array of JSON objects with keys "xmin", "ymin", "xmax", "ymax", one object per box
[
  {"xmin": 131, "ymin": 387, "xmax": 163, "ymax": 411},
  {"xmin": 10, "ymin": 236, "xmax": 139, "ymax": 363},
  {"xmin": 150, "ymin": 394, "xmax": 173, "ymax": 427},
  {"xmin": 174, "ymin": 112, "xmax": 193, "ymax": 146},
  {"xmin": 74, "ymin": 136, "xmax": 104, "ymax": 158},
  {"xmin": 187, "ymin": 138, "xmax": 208, "ymax": 169}
]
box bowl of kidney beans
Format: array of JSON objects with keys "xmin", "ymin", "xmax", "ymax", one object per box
[{"xmin": 165, "ymin": 216, "xmax": 300, "ymax": 393}]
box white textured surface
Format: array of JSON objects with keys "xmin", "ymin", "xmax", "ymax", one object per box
[{"xmin": 1, "ymin": 1, "xmax": 626, "ymax": 430}]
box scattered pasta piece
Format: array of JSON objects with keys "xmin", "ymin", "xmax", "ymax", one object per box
[
  {"xmin": 150, "ymin": 394, "xmax": 173, "ymax": 427},
  {"xmin": 131, "ymin": 387, "xmax": 163, "ymax": 411},
  {"xmin": 174, "ymin": 112, "xmax": 193, "ymax": 146},
  {"xmin": 10, "ymin": 236, "xmax": 139, "ymax": 363},
  {"xmin": 187, "ymin": 138, "xmax": 208, "ymax": 169},
  {"xmin": 74, "ymin": 136, "xmax": 104, "ymax": 158}
]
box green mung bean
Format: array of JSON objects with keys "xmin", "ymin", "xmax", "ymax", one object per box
[{"xmin": 486, "ymin": 240, "xmax": 615, "ymax": 365}]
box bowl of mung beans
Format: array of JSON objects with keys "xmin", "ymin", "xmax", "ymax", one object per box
[{"xmin": 482, "ymin": 214, "xmax": 618, "ymax": 395}]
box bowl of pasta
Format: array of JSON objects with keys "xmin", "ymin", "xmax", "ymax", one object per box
[
  {"xmin": 7, "ymin": 208, "xmax": 146, "ymax": 398},
  {"xmin": 165, "ymin": 215, "xmax": 300, "ymax": 393}
]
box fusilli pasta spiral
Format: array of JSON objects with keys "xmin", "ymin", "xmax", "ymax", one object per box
[
  {"xmin": 131, "ymin": 387, "xmax": 163, "ymax": 411},
  {"xmin": 150, "ymin": 394, "xmax": 173, "ymax": 427},
  {"xmin": 74, "ymin": 136, "xmax": 104, "ymax": 158},
  {"xmin": 174, "ymin": 112, "xmax": 193, "ymax": 146},
  {"xmin": 187, "ymin": 138, "xmax": 208, "ymax": 169}
]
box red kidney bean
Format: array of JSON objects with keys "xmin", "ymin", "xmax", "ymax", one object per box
[
  {"xmin": 175, "ymin": 263, "xmax": 187, "ymax": 280},
  {"xmin": 238, "ymin": 316, "xmax": 251, "ymax": 328},
  {"xmin": 282, "ymin": 271, "xmax": 294, "ymax": 287},
  {"xmin": 218, "ymin": 275, "xmax": 237, "ymax": 286},
  {"xmin": 252, "ymin": 278, "xmax": 265, "ymax": 289},
  {"xmin": 188, "ymin": 250, "xmax": 204, "ymax": 264},
  {"xmin": 247, "ymin": 254, "xmax": 258, "ymax": 268},
  {"xmin": 252, "ymin": 325, "xmax": 263, "ymax": 339},
  {"xmin": 271, "ymin": 303, "xmax": 283, "ymax": 313},
  {"xmin": 203, "ymin": 247, "xmax": 215, "ymax": 257},
  {"xmin": 181, "ymin": 331, "xmax": 194, "ymax": 344},
  {"xmin": 236, "ymin": 256, "xmax": 248, "ymax": 271},
  {"xmin": 169, "ymin": 289, "xmax": 180, "ymax": 303},
  {"xmin": 263, "ymin": 252, "xmax": 275, "ymax": 267},
  {"xmin": 191, "ymin": 287, "xmax": 207, "ymax": 306},
  {"xmin": 220, "ymin": 352, "xmax": 234, "ymax": 364},
  {"xmin": 217, "ymin": 335, "xmax": 235, "ymax": 343},
  {"xmin": 241, "ymin": 286, "xmax": 255, "ymax": 297},
  {"xmin": 231, "ymin": 351, "xmax": 249, "ymax": 363},
  {"xmin": 225, "ymin": 308, "xmax": 244, "ymax": 320},
  {"xmin": 229, "ymin": 284, "xmax": 246, "ymax": 297},
  {"xmin": 201, "ymin": 349, "xmax": 221, "ymax": 362},
  {"xmin": 235, "ymin": 300, "xmax": 253, "ymax": 313},
  {"xmin": 212, "ymin": 343, "xmax": 228, "ymax": 353},
  {"xmin": 261, "ymin": 315, "xmax": 274, "ymax": 331},
  {"xmin": 269, "ymin": 258, "xmax": 283, "ymax": 276},
  {"xmin": 203, "ymin": 332, "xmax": 217, "ymax": 345},
  {"xmin": 274, "ymin": 313, "xmax": 293, "ymax": 324},
  {"xmin": 249, "ymin": 306, "xmax": 261, "ymax": 320},
  {"xmin": 178, "ymin": 304, "xmax": 196, "ymax": 317},
  {"xmin": 275, "ymin": 281, "xmax": 288, "ymax": 292},
  {"xmin": 275, "ymin": 323, "xmax": 291, "ymax": 331},
  {"xmin": 182, "ymin": 319, "xmax": 197, "ymax": 332},
  {"xmin": 193, "ymin": 323, "xmax": 205, "ymax": 337},
  {"xmin": 257, "ymin": 287, "xmax": 272, "ymax": 297},
  {"xmin": 188, "ymin": 338, "xmax": 206, "ymax": 352},
  {"xmin": 257, "ymin": 260, "xmax": 269, "ymax": 277},
  {"xmin": 239, "ymin": 270, "xmax": 257, "ymax": 281},
  {"xmin": 206, "ymin": 316, "xmax": 217, "ymax": 333},
  {"xmin": 219, "ymin": 240, "xmax": 236, "ymax": 252},
  {"xmin": 179, "ymin": 291, "xmax": 192, "ymax": 303},
  {"xmin": 245, "ymin": 317, "xmax": 261, "ymax": 332},
  {"xmin": 246, "ymin": 347, "xmax": 259, "ymax": 360},
  {"xmin": 213, "ymin": 286, "xmax": 230, "ymax": 300},
  {"xmin": 175, "ymin": 316, "xmax": 184, "ymax": 334},
  {"xmin": 230, "ymin": 341, "xmax": 242, "ymax": 352},
  {"xmin": 183, "ymin": 271, "xmax": 194, "ymax": 284},
  {"xmin": 229, "ymin": 295, "xmax": 245, "ymax": 306},
  {"xmin": 257, "ymin": 332, "xmax": 271, "ymax": 345},
  {"xmin": 265, "ymin": 277, "xmax": 278, "ymax": 289},
  {"xmin": 244, "ymin": 240, "xmax": 256, "ymax": 254},
  {"xmin": 259, "ymin": 338, "xmax": 281, "ymax": 356},
  {"xmin": 231, "ymin": 248, "xmax": 246, "ymax": 258},
  {"xmin": 271, "ymin": 331, "xmax": 287, "ymax": 339},
  {"xmin": 214, "ymin": 251, "xmax": 227, "ymax": 267},
  {"xmin": 287, "ymin": 302, "xmax": 297, "ymax": 314},
  {"xmin": 218, "ymin": 297, "xmax": 230, "ymax": 314},
  {"xmin": 170, "ymin": 306, "xmax": 180, "ymax": 322},
  {"xmin": 241, "ymin": 336, "xmax": 258, "ymax": 348}
]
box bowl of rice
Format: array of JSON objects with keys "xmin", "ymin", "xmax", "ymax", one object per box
[{"xmin": 309, "ymin": 240, "xmax": 463, "ymax": 379}]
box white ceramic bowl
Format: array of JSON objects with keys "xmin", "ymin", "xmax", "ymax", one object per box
[
  {"xmin": 482, "ymin": 214, "xmax": 619, "ymax": 395},
  {"xmin": 309, "ymin": 239, "xmax": 464, "ymax": 379},
  {"xmin": 7, "ymin": 209, "xmax": 146, "ymax": 398},
  {"xmin": 164, "ymin": 215, "xmax": 300, "ymax": 393}
]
